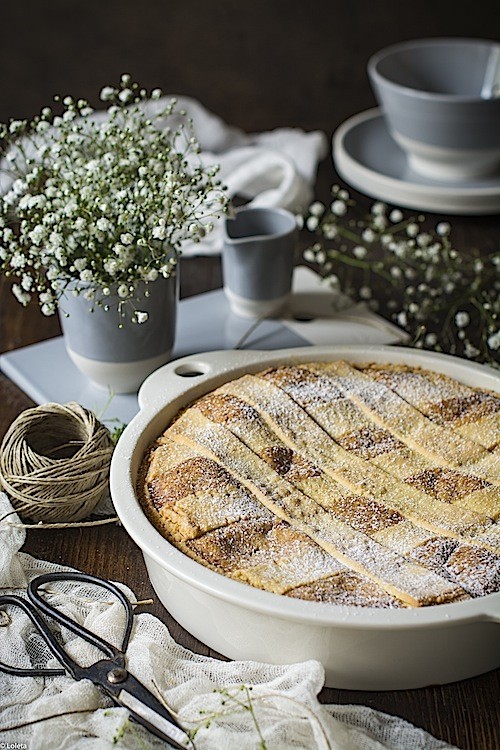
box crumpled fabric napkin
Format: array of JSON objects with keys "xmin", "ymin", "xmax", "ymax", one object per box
[
  {"xmin": 0, "ymin": 493, "xmax": 458, "ymax": 750},
  {"xmin": 131, "ymin": 95, "xmax": 329, "ymax": 257},
  {"xmin": 0, "ymin": 95, "xmax": 328, "ymax": 257}
]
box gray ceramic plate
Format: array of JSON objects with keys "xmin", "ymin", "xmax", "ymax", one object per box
[{"xmin": 333, "ymin": 108, "xmax": 500, "ymax": 214}]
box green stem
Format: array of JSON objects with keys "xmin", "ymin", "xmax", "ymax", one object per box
[{"xmin": 325, "ymin": 246, "xmax": 396, "ymax": 285}]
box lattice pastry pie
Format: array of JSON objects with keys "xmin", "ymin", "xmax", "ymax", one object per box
[{"xmin": 139, "ymin": 361, "xmax": 500, "ymax": 608}]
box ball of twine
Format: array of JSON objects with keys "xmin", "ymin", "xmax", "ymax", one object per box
[{"xmin": 0, "ymin": 402, "xmax": 115, "ymax": 523}]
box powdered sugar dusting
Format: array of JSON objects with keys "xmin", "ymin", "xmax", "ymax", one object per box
[{"xmin": 139, "ymin": 360, "xmax": 500, "ymax": 608}]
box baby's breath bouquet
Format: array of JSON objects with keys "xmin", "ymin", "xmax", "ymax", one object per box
[
  {"xmin": 304, "ymin": 186, "xmax": 500, "ymax": 369},
  {"xmin": 0, "ymin": 75, "xmax": 228, "ymax": 320}
]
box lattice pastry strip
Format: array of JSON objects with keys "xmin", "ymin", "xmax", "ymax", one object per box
[
  {"xmin": 141, "ymin": 437, "xmax": 274, "ymax": 541},
  {"xmin": 144, "ymin": 435, "xmax": 405, "ymax": 605},
  {"xmin": 188, "ymin": 517, "xmax": 401, "ymax": 604},
  {"xmin": 259, "ymin": 364, "xmax": 499, "ymax": 522},
  {"xmin": 310, "ymin": 360, "xmax": 500, "ymax": 483},
  {"xmin": 359, "ymin": 362, "xmax": 500, "ymax": 450},
  {"xmin": 223, "ymin": 373, "xmax": 494, "ymax": 544},
  {"xmin": 195, "ymin": 386, "xmax": 498, "ymax": 597},
  {"xmin": 168, "ymin": 408, "xmax": 466, "ymax": 606}
]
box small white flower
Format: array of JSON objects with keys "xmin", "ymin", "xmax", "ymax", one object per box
[
  {"xmin": 46, "ymin": 266, "xmax": 59, "ymax": 281},
  {"xmin": 120, "ymin": 233, "xmax": 134, "ymax": 245},
  {"xmin": 10, "ymin": 252, "xmax": 27, "ymax": 269},
  {"xmin": 28, "ymin": 226, "xmax": 45, "ymax": 246},
  {"xmin": 464, "ymin": 340, "xmax": 480, "ymax": 358},
  {"xmin": 359, "ymin": 286, "xmax": 371, "ymax": 299},
  {"xmin": 487, "ymin": 331, "xmax": 500, "ymax": 351},
  {"xmin": 353, "ymin": 245, "xmax": 367, "ymax": 259},
  {"xmin": 96, "ymin": 217, "xmax": 111, "ymax": 232},
  {"xmin": 361, "ymin": 228, "xmax": 375, "ymax": 243},
  {"xmin": 436, "ymin": 221, "xmax": 451, "ymax": 236},
  {"xmin": 117, "ymin": 284, "xmax": 129, "ymax": 298},
  {"xmin": 454, "ymin": 311, "xmax": 470, "ymax": 329},
  {"xmin": 135, "ymin": 311, "xmax": 149, "ymax": 323},
  {"xmin": 306, "ymin": 215, "xmax": 319, "ymax": 231},
  {"xmin": 323, "ymin": 224, "xmax": 338, "ymax": 240},
  {"xmin": 80, "ymin": 269, "xmax": 94, "ymax": 282},
  {"xmin": 309, "ymin": 201, "xmax": 325, "ymax": 217},
  {"xmin": 397, "ymin": 311, "xmax": 408, "ymax": 327},
  {"xmin": 417, "ymin": 233, "xmax": 432, "ymax": 247},
  {"xmin": 21, "ymin": 274, "xmax": 33, "ymax": 291},
  {"xmin": 41, "ymin": 302, "xmax": 56, "ymax": 316},
  {"xmin": 331, "ymin": 200, "xmax": 347, "ymax": 217},
  {"xmin": 104, "ymin": 258, "xmax": 119, "ymax": 275},
  {"xmin": 9, "ymin": 120, "xmax": 23, "ymax": 134},
  {"xmin": 118, "ymin": 88, "xmax": 133, "ymax": 103},
  {"xmin": 406, "ymin": 223, "xmax": 419, "ymax": 238},
  {"xmin": 389, "ymin": 209, "xmax": 403, "ymax": 223},
  {"xmin": 371, "ymin": 202, "xmax": 386, "ymax": 216},
  {"xmin": 100, "ymin": 86, "xmax": 115, "ymax": 101},
  {"xmin": 152, "ymin": 225, "xmax": 167, "ymax": 241},
  {"xmin": 12, "ymin": 284, "xmax": 31, "ymax": 305}
]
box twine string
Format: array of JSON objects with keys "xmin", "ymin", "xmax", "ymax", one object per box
[{"xmin": 0, "ymin": 402, "xmax": 115, "ymax": 523}]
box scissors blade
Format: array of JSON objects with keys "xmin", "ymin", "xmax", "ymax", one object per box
[{"xmin": 118, "ymin": 688, "xmax": 191, "ymax": 749}]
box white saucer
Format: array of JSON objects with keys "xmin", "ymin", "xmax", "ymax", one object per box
[{"xmin": 333, "ymin": 108, "xmax": 500, "ymax": 215}]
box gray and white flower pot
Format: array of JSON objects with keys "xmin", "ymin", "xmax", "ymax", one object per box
[{"xmin": 58, "ymin": 273, "xmax": 178, "ymax": 393}]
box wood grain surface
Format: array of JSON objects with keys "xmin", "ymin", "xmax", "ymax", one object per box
[{"xmin": 2, "ymin": 241, "xmax": 499, "ymax": 750}]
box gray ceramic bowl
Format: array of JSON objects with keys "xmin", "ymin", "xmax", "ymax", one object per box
[{"xmin": 368, "ymin": 38, "xmax": 500, "ymax": 181}]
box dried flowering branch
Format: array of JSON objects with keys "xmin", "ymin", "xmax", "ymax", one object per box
[
  {"xmin": 303, "ymin": 185, "xmax": 500, "ymax": 369},
  {"xmin": 0, "ymin": 74, "xmax": 228, "ymax": 322}
]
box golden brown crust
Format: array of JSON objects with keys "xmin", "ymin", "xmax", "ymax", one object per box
[{"xmin": 137, "ymin": 360, "xmax": 500, "ymax": 608}]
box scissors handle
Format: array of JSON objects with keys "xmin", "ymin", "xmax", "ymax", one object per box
[
  {"xmin": 0, "ymin": 594, "xmax": 67, "ymax": 676},
  {"xmin": 28, "ymin": 572, "xmax": 134, "ymax": 661}
]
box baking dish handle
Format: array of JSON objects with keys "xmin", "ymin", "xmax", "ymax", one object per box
[{"xmin": 138, "ymin": 348, "xmax": 276, "ymax": 410}]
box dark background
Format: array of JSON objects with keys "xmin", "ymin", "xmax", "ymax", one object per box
[{"xmin": 1, "ymin": 0, "xmax": 499, "ymax": 150}]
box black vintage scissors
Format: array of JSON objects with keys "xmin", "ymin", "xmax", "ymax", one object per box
[{"xmin": 0, "ymin": 571, "xmax": 191, "ymax": 749}]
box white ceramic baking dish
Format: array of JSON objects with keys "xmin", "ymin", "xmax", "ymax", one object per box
[{"xmin": 110, "ymin": 345, "xmax": 500, "ymax": 690}]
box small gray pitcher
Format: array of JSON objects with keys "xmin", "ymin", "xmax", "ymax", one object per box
[{"xmin": 222, "ymin": 206, "xmax": 298, "ymax": 318}]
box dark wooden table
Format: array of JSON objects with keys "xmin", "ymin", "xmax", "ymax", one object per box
[{"xmin": 1, "ymin": 165, "xmax": 499, "ymax": 750}]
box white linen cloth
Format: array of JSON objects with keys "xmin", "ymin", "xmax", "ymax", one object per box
[
  {"xmin": 145, "ymin": 96, "xmax": 329, "ymax": 255},
  {"xmin": 0, "ymin": 493, "xmax": 457, "ymax": 750}
]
